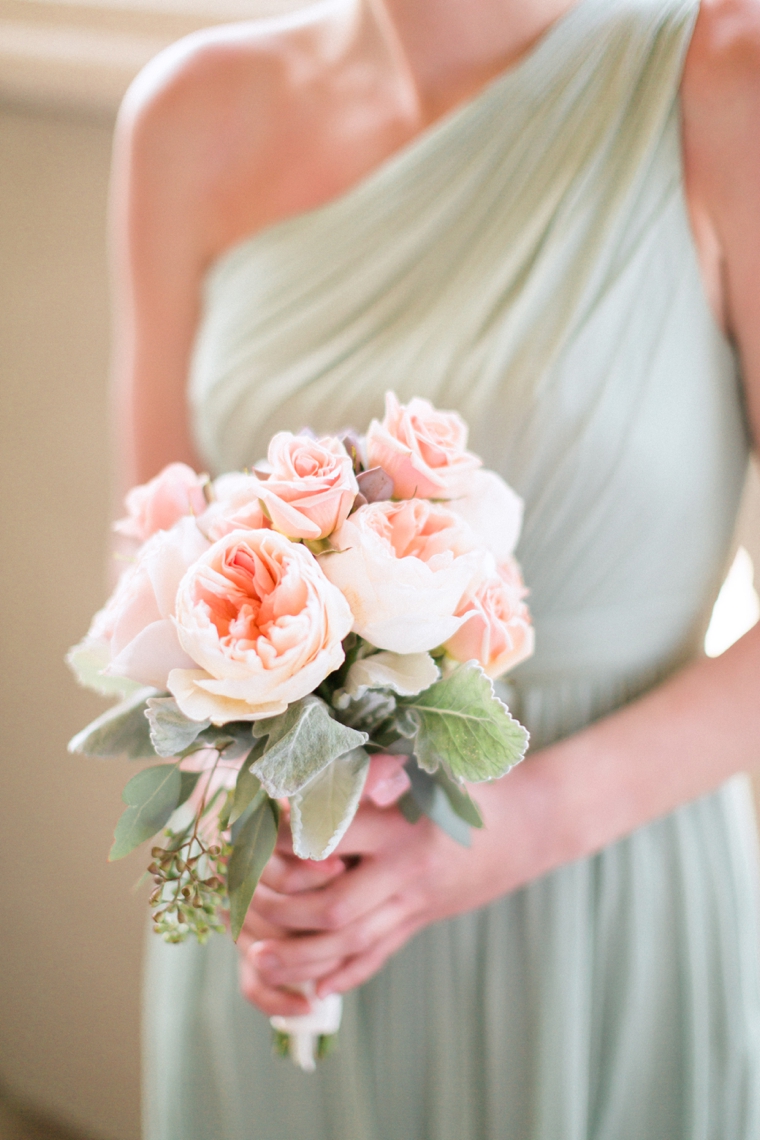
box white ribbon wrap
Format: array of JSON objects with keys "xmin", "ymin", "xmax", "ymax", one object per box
[{"xmin": 270, "ymin": 983, "xmax": 343, "ymax": 1071}]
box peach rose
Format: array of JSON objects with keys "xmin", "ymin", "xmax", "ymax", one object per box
[
  {"xmin": 69, "ymin": 517, "xmax": 210, "ymax": 693},
  {"xmin": 366, "ymin": 392, "xmax": 481, "ymax": 500},
  {"xmin": 444, "ymin": 557, "xmax": 534, "ymax": 678},
  {"xmin": 113, "ymin": 463, "xmax": 208, "ymax": 543},
  {"xmin": 257, "ymin": 433, "xmax": 359, "ymax": 541},
  {"xmin": 168, "ymin": 529, "xmax": 353, "ymax": 724},
  {"xmin": 198, "ymin": 473, "xmax": 270, "ymax": 542},
  {"xmin": 321, "ymin": 499, "xmax": 489, "ymax": 654}
]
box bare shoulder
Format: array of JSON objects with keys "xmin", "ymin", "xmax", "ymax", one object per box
[
  {"xmin": 682, "ymin": 0, "xmax": 760, "ymax": 176},
  {"xmin": 112, "ymin": 3, "xmax": 370, "ymax": 269}
]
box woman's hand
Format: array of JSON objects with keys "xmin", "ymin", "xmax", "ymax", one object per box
[
  {"xmin": 235, "ymin": 753, "xmax": 555, "ymax": 1017},
  {"xmin": 235, "ymin": 618, "xmax": 760, "ymax": 1019}
]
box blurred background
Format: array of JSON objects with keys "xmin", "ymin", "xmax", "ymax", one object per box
[{"xmin": 0, "ymin": 3, "xmax": 759, "ymax": 1138}]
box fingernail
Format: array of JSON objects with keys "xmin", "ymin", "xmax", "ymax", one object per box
[{"xmin": 253, "ymin": 947, "xmax": 279, "ymax": 968}]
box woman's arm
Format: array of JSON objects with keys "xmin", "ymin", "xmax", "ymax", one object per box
[{"xmin": 238, "ymin": 0, "xmax": 760, "ymax": 1015}]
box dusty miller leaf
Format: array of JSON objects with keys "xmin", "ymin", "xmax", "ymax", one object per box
[
  {"xmin": 251, "ymin": 696, "xmax": 367, "ymax": 797},
  {"xmin": 109, "ymin": 764, "xmax": 181, "ymax": 860},
  {"xmin": 68, "ymin": 688, "xmax": 157, "ymax": 760},
  {"xmin": 289, "ymin": 747, "xmax": 370, "ymax": 860},
  {"xmin": 397, "ymin": 663, "xmax": 529, "ymax": 782},
  {"xmin": 191, "ymin": 721, "xmax": 254, "ymax": 761},
  {"xmin": 146, "ymin": 697, "xmax": 211, "ymax": 757},
  {"xmin": 228, "ymin": 798, "xmax": 279, "ymax": 940}
]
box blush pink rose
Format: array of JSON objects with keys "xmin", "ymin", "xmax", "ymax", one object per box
[
  {"xmin": 167, "ymin": 529, "xmax": 354, "ymax": 724},
  {"xmin": 69, "ymin": 517, "xmax": 210, "ymax": 692},
  {"xmin": 366, "ymin": 392, "xmax": 482, "ymax": 500},
  {"xmin": 198, "ymin": 473, "xmax": 270, "ymax": 542},
  {"xmin": 444, "ymin": 557, "xmax": 534, "ymax": 678},
  {"xmin": 114, "ymin": 463, "xmax": 208, "ymax": 543},
  {"xmin": 321, "ymin": 499, "xmax": 489, "ymax": 654},
  {"xmin": 257, "ymin": 433, "xmax": 359, "ymax": 541}
]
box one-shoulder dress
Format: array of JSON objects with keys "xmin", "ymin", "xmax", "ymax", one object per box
[{"xmin": 144, "ymin": 0, "xmax": 760, "ymax": 1135}]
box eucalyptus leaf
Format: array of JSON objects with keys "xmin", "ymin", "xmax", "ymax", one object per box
[
  {"xmin": 146, "ymin": 697, "xmax": 211, "ymax": 757},
  {"xmin": 404, "ymin": 761, "xmax": 471, "ymax": 847},
  {"xmin": 290, "ymin": 747, "xmax": 370, "ymax": 860},
  {"xmin": 434, "ymin": 767, "xmax": 484, "ymax": 828},
  {"xmin": 68, "ymin": 688, "xmax": 157, "ymax": 760},
  {"xmin": 228, "ymin": 798, "xmax": 279, "ymax": 940},
  {"xmin": 397, "ymin": 663, "xmax": 529, "ymax": 782},
  {"xmin": 251, "ymin": 696, "xmax": 368, "ymax": 797},
  {"xmin": 178, "ymin": 769, "xmax": 201, "ymax": 808},
  {"xmin": 398, "ymin": 792, "xmax": 423, "ymax": 824},
  {"xmin": 229, "ymin": 746, "xmax": 265, "ymax": 827},
  {"xmin": 109, "ymin": 764, "xmax": 181, "ymax": 861}
]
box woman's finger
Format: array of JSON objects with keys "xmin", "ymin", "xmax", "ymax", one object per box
[
  {"xmin": 314, "ymin": 920, "xmax": 421, "ymax": 998},
  {"xmin": 252, "ymin": 897, "xmax": 409, "ymax": 986},
  {"xmin": 332, "ymin": 801, "xmax": 421, "ymax": 856},
  {"xmin": 238, "ymin": 950, "xmax": 313, "ymax": 1018},
  {"xmin": 260, "ymin": 851, "xmax": 346, "ymax": 894},
  {"xmin": 362, "ymin": 753, "xmax": 411, "ymax": 807},
  {"xmin": 250, "ymin": 851, "xmax": 414, "ymax": 932}
]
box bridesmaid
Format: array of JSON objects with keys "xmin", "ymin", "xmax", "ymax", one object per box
[{"xmin": 112, "ymin": 0, "xmax": 760, "ymax": 1135}]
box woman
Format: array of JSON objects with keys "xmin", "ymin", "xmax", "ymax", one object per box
[{"xmin": 113, "ymin": 0, "xmax": 760, "ymax": 1135}]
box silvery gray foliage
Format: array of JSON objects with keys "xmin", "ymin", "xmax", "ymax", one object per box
[
  {"xmin": 67, "ymin": 686, "xmax": 157, "ymax": 760},
  {"xmin": 395, "ymin": 662, "xmax": 529, "ymax": 781},
  {"xmin": 251, "ymin": 696, "xmax": 368, "ymax": 798},
  {"xmin": 146, "ymin": 696, "xmax": 211, "ymax": 757},
  {"xmin": 290, "ymin": 747, "xmax": 371, "ymax": 860}
]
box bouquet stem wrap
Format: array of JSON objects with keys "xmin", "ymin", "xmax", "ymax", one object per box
[{"xmin": 270, "ymin": 983, "xmax": 343, "ymax": 1071}]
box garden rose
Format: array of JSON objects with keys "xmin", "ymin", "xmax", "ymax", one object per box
[
  {"xmin": 113, "ymin": 463, "xmax": 207, "ymax": 543},
  {"xmin": 448, "ymin": 468, "xmax": 524, "ymax": 563},
  {"xmin": 198, "ymin": 473, "xmax": 269, "ymax": 541},
  {"xmin": 257, "ymin": 432, "xmax": 359, "ymax": 540},
  {"xmin": 444, "ymin": 557, "xmax": 534, "ymax": 678},
  {"xmin": 321, "ymin": 499, "xmax": 489, "ymax": 654},
  {"xmin": 69, "ymin": 518, "xmax": 210, "ymax": 692},
  {"xmin": 366, "ymin": 392, "xmax": 481, "ymax": 499},
  {"xmin": 167, "ymin": 529, "xmax": 353, "ymax": 724}
]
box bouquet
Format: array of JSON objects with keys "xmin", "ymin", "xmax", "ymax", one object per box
[{"xmin": 68, "ymin": 393, "xmax": 533, "ymax": 1069}]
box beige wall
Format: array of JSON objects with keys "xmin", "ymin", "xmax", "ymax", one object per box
[
  {"xmin": 0, "ymin": 106, "xmax": 143, "ymax": 1140},
  {"xmin": 1, "ymin": 43, "xmax": 759, "ymax": 1140}
]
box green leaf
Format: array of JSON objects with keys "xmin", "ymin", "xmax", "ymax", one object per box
[
  {"xmin": 251, "ymin": 696, "xmax": 368, "ymax": 797},
  {"xmin": 434, "ymin": 767, "xmax": 484, "ymax": 828},
  {"xmin": 109, "ymin": 764, "xmax": 181, "ymax": 860},
  {"xmin": 228, "ymin": 798, "xmax": 279, "ymax": 940},
  {"xmin": 290, "ymin": 747, "xmax": 370, "ymax": 860},
  {"xmin": 191, "ymin": 722, "xmax": 254, "ymax": 761},
  {"xmin": 397, "ymin": 663, "xmax": 529, "ymax": 782},
  {"xmin": 397, "ymin": 792, "xmax": 423, "ymax": 824},
  {"xmin": 404, "ymin": 761, "xmax": 470, "ymax": 847},
  {"xmin": 178, "ymin": 770, "xmax": 201, "ymax": 808},
  {"xmin": 68, "ymin": 688, "xmax": 157, "ymax": 760},
  {"xmin": 145, "ymin": 697, "xmax": 211, "ymax": 757},
  {"xmin": 66, "ymin": 638, "xmax": 144, "ymax": 699},
  {"xmin": 229, "ymin": 747, "xmax": 265, "ymax": 827}
]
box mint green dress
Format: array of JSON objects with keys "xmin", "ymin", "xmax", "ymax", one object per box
[{"xmin": 144, "ymin": 0, "xmax": 760, "ymax": 1134}]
